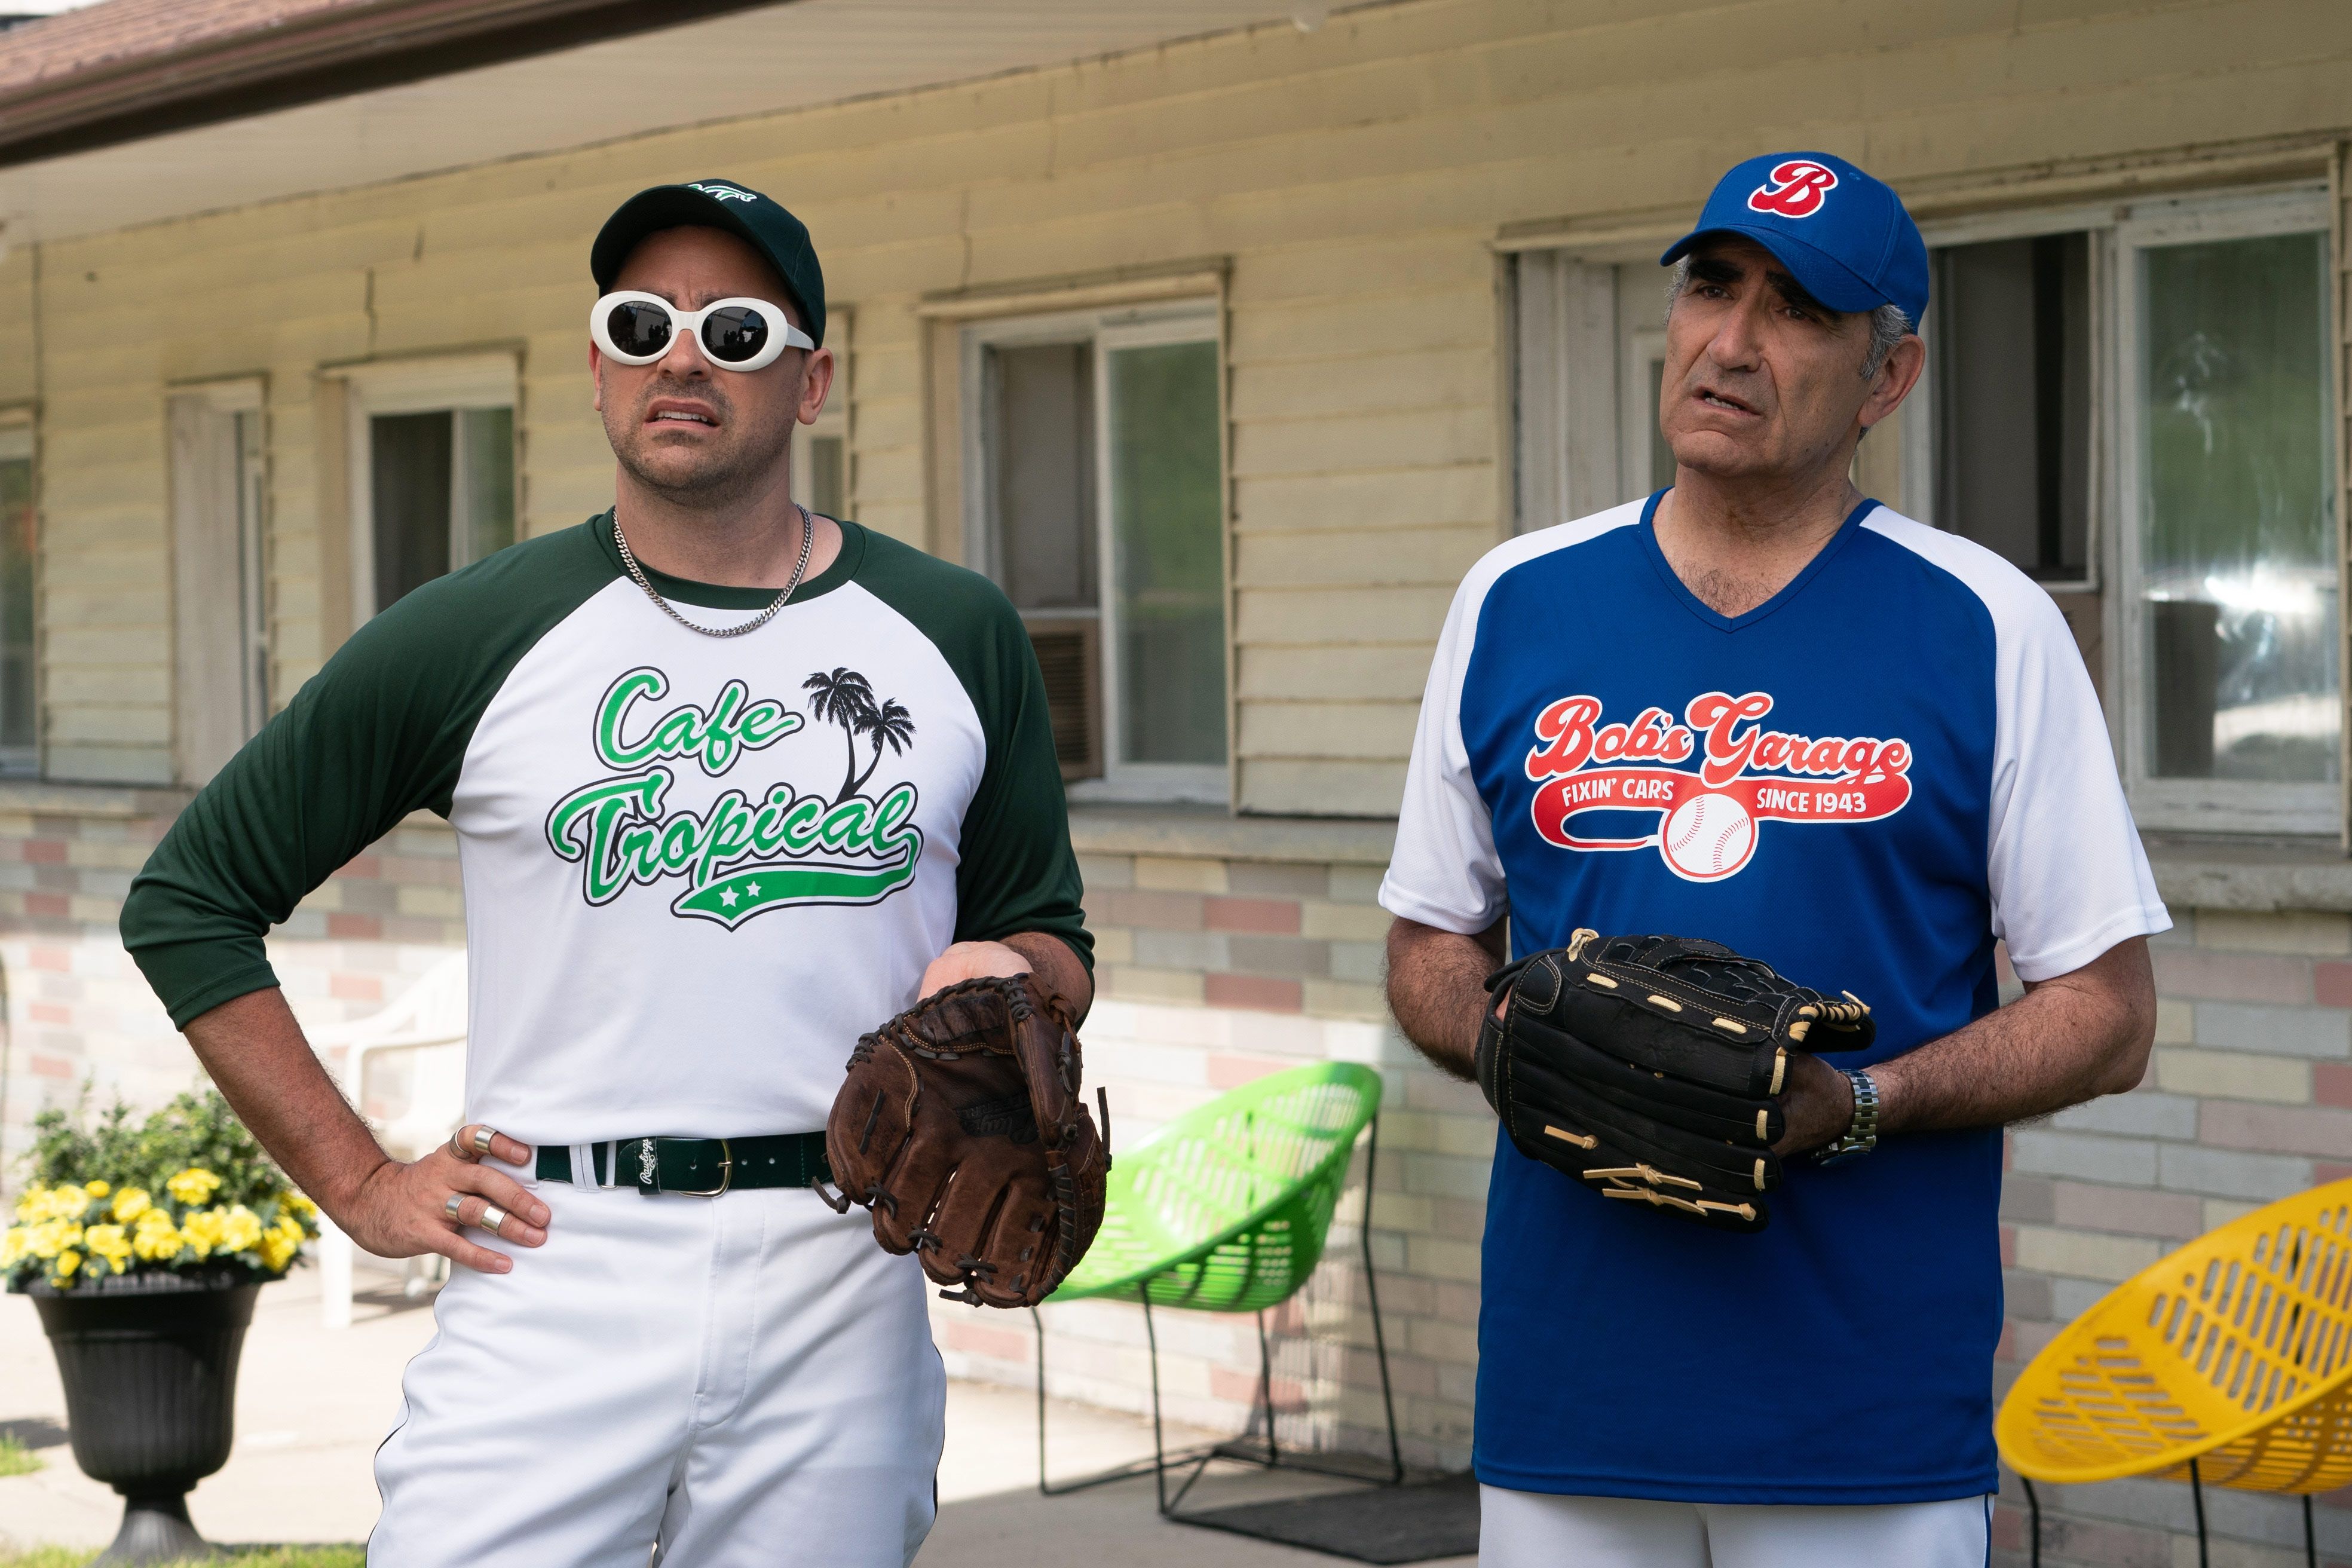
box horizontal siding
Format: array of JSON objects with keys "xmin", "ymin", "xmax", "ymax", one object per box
[{"xmin": 16, "ymin": 0, "xmax": 2352, "ymax": 801}]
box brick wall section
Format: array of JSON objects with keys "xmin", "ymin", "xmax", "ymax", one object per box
[
  {"xmin": 1990, "ymin": 908, "xmax": 2352, "ymax": 1567},
  {"xmin": 0, "ymin": 795, "xmax": 464, "ymax": 1165},
  {"xmin": 1082, "ymin": 850, "xmax": 1391, "ymax": 1022}
]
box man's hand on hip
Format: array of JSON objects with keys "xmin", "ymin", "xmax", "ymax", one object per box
[{"xmin": 341, "ymin": 1125, "xmax": 550, "ymax": 1276}]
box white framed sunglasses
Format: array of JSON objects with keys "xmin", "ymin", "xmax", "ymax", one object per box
[{"xmin": 589, "ymin": 291, "xmax": 814, "ymax": 372}]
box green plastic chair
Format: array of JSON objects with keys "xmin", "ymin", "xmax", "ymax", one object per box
[{"xmin": 1031, "ymin": 1060, "xmax": 1402, "ymax": 1513}]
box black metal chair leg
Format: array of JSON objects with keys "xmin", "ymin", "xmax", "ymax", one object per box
[
  {"xmin": 1042, "ymin": 1113, "xmax": 1405, "ymax": 1517},
  {"xmin": 2190, "ymin": 1458, "xmax": 2209, "ymax": 1568},
  {"xmin": 2021, "ymin": 1474, "xmax": 2040, "ymax": 1568},
  {"xmin": 1034, "ymin": 1307, "xmax": 1049, "ymax": 1496},
  {"xmin": 1036, "ymin": 1296, "xmax": 1214, "ymax": 1497},
  {"xmin": 1358, "ymin": 1113, "xmax": 1405, "ymax": 1484},
  {"xmin": 1255, "ymin": 1308, "xmax": 1277, "ymax": 1468},
  {"xmin": 1146, "ymin": 1294, "xmax": 1171, "ymax": 1515},
  {"xmin": 2305, "ymin": 1492, "xmax": 2317, "ymax": 1568}
]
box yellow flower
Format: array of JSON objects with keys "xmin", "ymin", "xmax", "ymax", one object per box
[
  {"xmin": 281, "ymin": 1193, "xmax": 318, "ymax": 1222},
  {"xmin": 82, "ymin": 1180, "xmax": 109, "ymax": 1198},
  {"xmin": 166, "ymin": 1168, "xmax": 222, "ymax": 1206},
  {"xmin": 132, "ymin": 1215, "xmax": 185, "ymax": 1262},
  {"xmin": 220, "ymin": 1205, "xmax": 264, "ymax": 1253},
  {"xmin": 179, "ymin": 1208, "xmax": 225, "ymax": 1260},
  {"xmin": 22, "ymin": 1186, "xmax": 88, "ymax": 1224},
  {"xmin": 259, "ymin": 1229, "xmax": 299, "ymax": 1272},
  {"xmin": 84, "ymin": 1224, "xmax": 131, "ymax": 1269},
  {"xmin": 54, "ymin": 1250, "xmax": 79, "ymax": 1279},
  {"xmin": 110, "ymin": 1188, "xmax": 151, "ymax": 1224},
  {"xmin": 27, "ymin": 1221, "xmax": 79, "ymax": 1260},
  {"xmin": 1, "ymin": 1227, "xmax": 27, "ymax": 1267}
]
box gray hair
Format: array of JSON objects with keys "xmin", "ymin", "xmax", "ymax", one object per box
[{"xmin": 1666, "ymin": 256, "xmax": 1912, "ymax": 379}]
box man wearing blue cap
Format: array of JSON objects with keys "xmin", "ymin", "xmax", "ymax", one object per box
[
  {"xmin": 122, "ymin": 179, "xmax": 1091, "ymax": 1564},
  {"xmin": 1382, "ymin": 153, "xmax": 2166, "ymax": 1563}
]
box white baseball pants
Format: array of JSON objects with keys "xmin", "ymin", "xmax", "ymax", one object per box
[
  {"xmin": 1478, "ymin": 1484, "xmax": 1992, "ymax": 1567},
  {"xmin": 370, "ymin": 1165, "xmax": 945, "ymax": 1567}
]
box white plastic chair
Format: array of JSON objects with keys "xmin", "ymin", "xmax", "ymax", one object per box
[{"xmin": 306, "ymin": 952, "xmax": 469, "ymax": 1328}]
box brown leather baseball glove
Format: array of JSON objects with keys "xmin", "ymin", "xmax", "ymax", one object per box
[{"xmin": 823, "ymin": 973, "xmax": 1108, "ymax": 1307}]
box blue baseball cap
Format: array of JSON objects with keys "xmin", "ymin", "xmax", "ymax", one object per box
[{"xmin": 1661, "ymin": 152, "xmax": 1928, "ymax": 330}]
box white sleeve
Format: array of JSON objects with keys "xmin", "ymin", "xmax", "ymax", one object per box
[
  {"xmin": 1379, "ymin": 574, "xmax": 1507, "ymax": 935},
  {"xmin": 1987, "ymin": 589, "xmax": 2171, "ymax": 981}
]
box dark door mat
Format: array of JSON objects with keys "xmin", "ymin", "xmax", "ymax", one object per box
[{"xmin": 1174, "ymin": 1472, "xmax": 1479, "ymax": 1564}]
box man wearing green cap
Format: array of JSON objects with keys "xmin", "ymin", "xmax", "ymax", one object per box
[{"xmin": 120, "ymin": 179, "xmax": 1092, "ymax": 1564}]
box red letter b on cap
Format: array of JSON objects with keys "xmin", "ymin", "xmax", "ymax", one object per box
[{"xmin": 1748, "ymin": 161, "xmax": 1839, "ymax": 219}]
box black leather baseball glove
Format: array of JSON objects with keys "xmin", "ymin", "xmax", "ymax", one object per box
[{"xmin": 1477, "ymin": 930, "xmax": 1873, "ymax": 1233}]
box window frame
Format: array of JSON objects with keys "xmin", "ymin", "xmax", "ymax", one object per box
[
  {"xmin": 342, "ymin": 354, "xmax": 519, "ymax": 622},
  {"xmin": 166, "ymin": 376, "xmax": 269, "ymax": 785},
  {"xmin": 0, "ymin": 414, "xmax": 34, "ymax": 779},
  {"xmin": 960, "ymin": 301, "xmax": 1230, "ymax": 806},
  {"xmin": 2109, "ymin": 184, "xmax": 2338, "ymax": 835}
]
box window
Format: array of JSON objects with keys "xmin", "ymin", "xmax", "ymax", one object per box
[
  {"xmin": 2117, "ymin": 192, "xmax": 2337, "ymax": 831},
  {"xmin": 345, "ymin": 357, "xmax": 517, "ymax": 617},
  {"xmin": 965, "ymin": 307, "xmax": 1229, "ymax": 802},
  {"xmin": 167, "ymin": 381, "xmax": 269, "ymax": 783},
  {"xmin": 0, "ymin": 422, "xmax": 33, "ymax": 775},
  {"xmin": 1930, "ymin": 234, "xmax": 2094, "ymax": 585}
]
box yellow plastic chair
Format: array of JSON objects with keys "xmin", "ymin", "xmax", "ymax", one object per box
[{"xmin": 1996, "ymin": 1177, "xmax": 2352, "ymax": 1567}]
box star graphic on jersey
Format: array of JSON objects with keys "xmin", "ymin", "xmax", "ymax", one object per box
[
  {"xmin": 747, "ymin": 881, "xmax": 761, "ymax": 896},
  {"xmin": 719, "ymin": 887, "xmax": 738, "ymax": 907}
]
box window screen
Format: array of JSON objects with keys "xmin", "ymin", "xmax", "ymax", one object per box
[
  {"xmin": 1105, "ymin": 339, "xmax": 1226, "ymax": 767},
  {"xmin": 2136, "ymin": 230, "xmax": 2337, "ymax": 784}
]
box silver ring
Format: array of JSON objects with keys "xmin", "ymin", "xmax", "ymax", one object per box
[
  {"xmin": 442, "ymin": 1194, "xmax": 466, "ymax": 1223},
  {"xmin": 471, "ymin": 1125, "xmax": 497, "ymax": 1156},
  {"xmin": 477, "ymin": 1204, "xmax": 507, "ymax": 1237}
]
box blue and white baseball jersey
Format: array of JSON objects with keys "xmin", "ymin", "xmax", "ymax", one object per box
[{"xmin": 1380, "ymin": 492, "xmax": 2168, "ymax": 1505}]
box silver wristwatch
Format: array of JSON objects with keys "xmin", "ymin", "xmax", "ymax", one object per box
[{"xmin": 1814, "ymin": 1066, "xmax": 1879, "ymax": 1166}]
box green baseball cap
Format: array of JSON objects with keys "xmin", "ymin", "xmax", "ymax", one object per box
[{"xmin": 591, "ymin": 177, "xmax": 827, "ymax": 348}]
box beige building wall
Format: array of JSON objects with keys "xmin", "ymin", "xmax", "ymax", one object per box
[{"xmin": 17, "ymin": 0, "xmax": 2340, "ymax": 802}]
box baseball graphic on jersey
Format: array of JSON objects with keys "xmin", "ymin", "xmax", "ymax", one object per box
[{"xmin": 1662, "ymin": 791, "xmax": 1755, "ymax": 881}]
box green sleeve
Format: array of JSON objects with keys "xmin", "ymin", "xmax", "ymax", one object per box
[
  {"xmin": 849, "ymin": 528, "xmax": 1092, "ymax": 974},
  {"xmin": 121, "ymin": 524, "xmax": 615, "ymax": 1028}
]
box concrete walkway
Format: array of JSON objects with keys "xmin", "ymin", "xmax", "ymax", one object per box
[{"xmin": 0, "ymin": 1269, "xmax": 1472, "ymax": 1566}]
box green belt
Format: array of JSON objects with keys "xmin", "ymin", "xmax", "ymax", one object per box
[{"xmin": 535, "ymin": 1134, "xmax": 831, "ymax": 1196}]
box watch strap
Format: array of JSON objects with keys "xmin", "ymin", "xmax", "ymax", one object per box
[{"xmin": 1814, "ymin": 1067, "xmax": 1879, "ymax": 1166}]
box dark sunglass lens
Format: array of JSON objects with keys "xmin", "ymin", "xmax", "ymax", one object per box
[
  {"xmin": 702, "ymin": 306, "xmax": 770, "ymax": 363},
  {"xmin": 606, "ymin": 301, "xmax": 672, "ymax": 357}
]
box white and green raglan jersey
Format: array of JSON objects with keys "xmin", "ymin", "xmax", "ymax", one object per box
[{"xmin": 121, "ymin": 513, "xmax": 1091, "ymax": 1143}]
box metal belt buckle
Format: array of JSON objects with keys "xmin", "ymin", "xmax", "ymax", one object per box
[{"xmin": 675, "ymin": 1138, "xmax": 733, "ymax": 1197}]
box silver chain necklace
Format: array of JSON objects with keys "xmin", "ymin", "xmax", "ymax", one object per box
[{"xmin": 611, "ymin": 504, "xmax": 815, "ymax": 638}]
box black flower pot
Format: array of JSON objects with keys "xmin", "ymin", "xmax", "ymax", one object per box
[{"xmin": 26, "ymin": 1266, "xmax": 259, "ymax": 1566}]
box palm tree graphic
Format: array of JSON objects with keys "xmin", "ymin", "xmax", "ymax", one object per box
[
  {"xmin": 847, "ymin": 698, "xmax": 915, "ymax": 800},
  {"xmin": 802, "ymin": 668, "xmax": 917, "ymax": 804}
]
